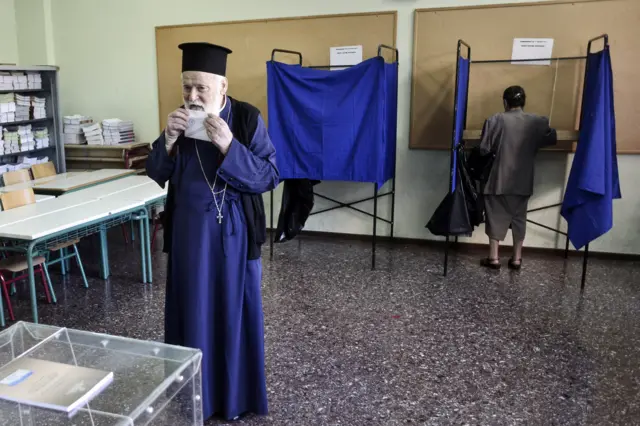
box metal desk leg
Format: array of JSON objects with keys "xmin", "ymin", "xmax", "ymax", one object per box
[
  {"xmin": 0, "ymin": 284, "xmax": 5, "ymax": 327},
  {"xmin": 99, "ymin": 225, "xmax": 110, "ymax": 279},
  {"xmin": 27, "ymin": 243, "xmax": 38, "ymax": 323},
  {"xmin": 144, "ymin": 215, "xmax": 153, "ymax": 283},
  {"xmin": 138, "ymin": 217, "xmax": 147, "ymax": 284}
]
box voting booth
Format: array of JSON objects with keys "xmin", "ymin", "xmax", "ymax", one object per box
[
  {"xmin": 267, "ymin": 45, "xmax": 399, "ymax": 269},
  {"xmin": 440, "ymin": 35, "xmax": 619, "ymax": 288},
  {"xmin": 0, "ymin": 322, "xmax": 203, "ymax": 425}
]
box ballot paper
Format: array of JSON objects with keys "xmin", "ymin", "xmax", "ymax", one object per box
[
  {"xmin": 184, "ymin": 110, "xmax": 210, "ymax": 141},
  {"xmin": 0, "ymin": 357, "xmax": 113, "ymax": 414}
]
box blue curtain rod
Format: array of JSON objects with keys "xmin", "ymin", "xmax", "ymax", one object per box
[{"xmin": 471, "ymin": 55, "xmax": 588, "ymax": 64}]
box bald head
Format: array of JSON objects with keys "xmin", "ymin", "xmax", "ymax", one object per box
[{"xmin": 182, "ymin": 71, "xmax": 228, "ymax": 115}]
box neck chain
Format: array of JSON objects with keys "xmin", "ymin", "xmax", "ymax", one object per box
[{"xmin": 194, "ymin": 99, "xmax": 231, "ymax": 224}]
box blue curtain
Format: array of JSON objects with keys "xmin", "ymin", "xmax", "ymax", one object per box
[
  {"xmin": 267, "ymin": 57, "xmax": 397, "ymax": 189},
  {"xmin": 451, "ymin": 57, "xmax": 470, "ymax": 192},
  {"xmin": 561, "ymin": 47, "xmax": 621, "ymax": 249}
]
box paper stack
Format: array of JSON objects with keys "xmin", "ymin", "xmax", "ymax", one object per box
[
  {"xmin": 15, "ymin": 94, "xmax": 31, "ymax": 122},
  {"xmin": 0, "ymin": 73, "xmax": 15, "ymax": 90},
  {"xmin": 63, "ymin": 115, "xmax": 93, "ymax": 145},
  {"xmin": 0, "ymin": 93, "xmax": 16, "ymax": 124},
  {"xmin": 3, "ymin": 128, "xmax": 19, "ymax": 154},
  {"xmin": 102, "ymin": 118, "xmax": 135, "ymax": 145},
  {"xmin": 18, "ymin": 125, "xmax": 35, "ymax": 152},
  {"xmin": 0, "ymin": 163, "xmax": 25, "ymax": 173},
  {"xmin": 33, "ymin": 127, "xmax": 50, "ymax": 149},
  {"xmin": 11, "ymin": 73, "xmax": 28, "ymax": 90},
  {"xmin": 31, "ymin": 96, "xmax": 46, "ymax": 119},
  {"xmin": 27, "ymin": 72, "xmax": 42, "ymax": 89},
  {"xmin": 17, "ymin": 155, "xmax": 46, "ymax": 166},
  {"xmin": 82, "ymin": 122, "xmax": 104, "ymax": 145}
]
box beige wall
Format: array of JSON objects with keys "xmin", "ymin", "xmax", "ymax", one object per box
[{"xmin": 12, "ymin": 0, "xmax": 639, "ymax": 254}]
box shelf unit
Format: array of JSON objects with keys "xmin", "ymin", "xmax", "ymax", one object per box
[{"xmin": 0, "ymin": 65, "xmax": 65, "ymax": 173}]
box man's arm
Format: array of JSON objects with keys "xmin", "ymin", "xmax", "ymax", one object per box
[
  {"xmin": 539, "ymin": 117, "xmax": 558, "ymax": 147},
  {"xmin": 145, "ymin": 132, "xmax": 176, "ymax": 188},
  {"xmin": 478, "ymin": 117, "xmax": 495, "ymax": 154},
  {"xmin": 217, "ymin": 115, "xmax": 279, "ymax": 194}
]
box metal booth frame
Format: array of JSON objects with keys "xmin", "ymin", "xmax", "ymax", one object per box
[
  {"xmin": 444, "ymin": 34, "xmax": 610, "ymax": 290},
  {"xmin": 268, "ymin": 45, "xmax": 399, "ymax": 270}
]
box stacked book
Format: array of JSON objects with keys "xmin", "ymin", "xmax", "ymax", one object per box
[
  {"xmin": 63, "ymin": 115, "xmax": 93, "ymax": 145},
  {"xmin": 0, "ymin": 93, "xmax": 16, "ymax": 124},
  {"xmin": 3, "ymin": 128, "xmax": 20, "ymax": 154},
  {"xmin": 31, "ymin": 96, "xmax": 46, "ymax": 119},
  {"xmin": 82, "ymin": 122, "xmax": 104, "ymax": 145},
  {"xmin": 11, "ymin": 73, "xmax": 28, "ymax": 90},
  {"xmin": 18, "ymin": 125, "xmax": 35, "ymax": 152},
  {"xmin": 102, "ymin": 118, "xmax": 135, "ymax": 145},
  {"xmin": 17, "ymin": 155, "xmax": 47, "ymax": 166},
  {"xmin": 0, "ymin": 73, "xmax": 14, "ymax": 90},
  {"xmin": 27, "ymin": 72, "xmax": 42, "ymax": 89},
  {"xmin": 15, "ymin": 94, "xmax": 31, "ymax": 122},
  {"xmin": 0, "ymin": 163, "xmax": 28, "ymax": 174},
  {"xmin": 33, "ymin": 127, "xmax": 50, "ymax": 149},
  {"xmin": 0, "ymin": 125, "xmax": 3, "ymax": 156}
]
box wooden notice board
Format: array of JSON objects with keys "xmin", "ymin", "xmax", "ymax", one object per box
[
  {"xmin": 410, "ymin": 0, "xmax": 640, "ymax": 153},
  {"xmin": 156, "ymin": 12, "xmax": 397, "ymax": 131}
]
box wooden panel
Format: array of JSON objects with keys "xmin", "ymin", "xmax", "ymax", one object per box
[
  {"xmin": 410, "ymin": 0, "xmax": 640, "ymax": 153},
  {"xmin": 156, "ymin": 12, "xmax": 397, "ymax": 131}
]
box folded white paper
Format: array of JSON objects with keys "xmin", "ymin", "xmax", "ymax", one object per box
[{"xmin": 184, "ymin": 110, "xmax": 210, "ymax": 142}]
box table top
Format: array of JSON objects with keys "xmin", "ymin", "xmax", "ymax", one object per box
[
  {"xmin": 0, "ymin": 196, "xmax": 144, "ymax": 240},
  {"xmin": 64, "ymin": 141, "xmax": 151, "ymax": 150},
  {"xmin": 56, "ymin": 175, "xmax": 157, "ymax": 204},
  {"xmin": 0, "ymin": 321, "xmax": 202, "ymax": 423},
  {"xmin": 0, "ymin": 175, "xmax": 166, "ymax": 240},
  {"xmin": 31, "ymin": 169, "xmax": 137, "ymax": 194},
  {"xmin": 0, "ymin": 172, "xmax": 82, "ymax": 193},
  {"xmin": 0, "ymin": 169, "xmax": 136, "ymax": 195},
  {"xmin": 0, "ymin": 195, "xmax": 95, "ymax": 228}
]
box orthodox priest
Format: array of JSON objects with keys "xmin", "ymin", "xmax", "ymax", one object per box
[{"xmin": 146, "ymin": 42, "xmax": 279, "ymax": 421}]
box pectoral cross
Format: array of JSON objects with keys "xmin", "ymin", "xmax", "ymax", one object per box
[{"xmin": 217, "ymin": 212, "xmax": 223, "ymax": 224}]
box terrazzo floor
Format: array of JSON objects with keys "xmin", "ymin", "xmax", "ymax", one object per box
[{"xmin": 3, "ymin": 231, "xmax": 639, "ymax": 425}]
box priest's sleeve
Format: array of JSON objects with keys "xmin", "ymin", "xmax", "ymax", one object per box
[
  {"xmin": 146, "ymin": 132, "xmax": 176, "ymax": 187},
  {"xmin": 218, "ymin": 115, "xmax": 279, "ymax": 193}
]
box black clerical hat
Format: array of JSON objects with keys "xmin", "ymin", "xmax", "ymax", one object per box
[{"xmin": 179, "ymin": 42, "xmax": 232, "ymax": 76}]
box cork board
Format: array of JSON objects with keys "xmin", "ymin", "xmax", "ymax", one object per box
[
  {"xmin": 410, "ymin": 0, "xmax": 640, "ymax": 153},
  {"xmin": 156, "ymin": 12, "xmax": 397, "ymax": 131}
]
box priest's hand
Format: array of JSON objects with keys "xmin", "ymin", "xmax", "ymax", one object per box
[
  {"xmin": 165, "ymin": 108, "xmax": 189, "ymax": 151},
  {"xmin": 205, "ymin": 114, "xmax": 233, "ymax": 155}
]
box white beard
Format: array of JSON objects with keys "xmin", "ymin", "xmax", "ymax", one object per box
[{"xmin": 186, "ymin": 95, "xmax": 225, "ymax": 116}]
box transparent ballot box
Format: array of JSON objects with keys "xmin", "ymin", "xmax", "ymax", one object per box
[{"xmin": 0, "ymin": 322, "xmax": 203, "ymax": 425}]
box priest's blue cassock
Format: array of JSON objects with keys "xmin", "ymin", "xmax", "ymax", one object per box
[{"xmin": 146, "ymin": 98, "xmax": 278, "ymax": 420}]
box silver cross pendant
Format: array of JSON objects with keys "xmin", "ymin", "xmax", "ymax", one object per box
[{"xmin": 217, "ymin": 212, "xmax": 223, "ymax": 224}]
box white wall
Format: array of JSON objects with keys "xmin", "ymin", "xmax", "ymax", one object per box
[
  {"xmin": 15, "ymin": 0, "xmax": 639, "ymax": 254},
  {"xmin": 0, "ymin": 0, "xmax": 19, "ymax": 64},
  {"xmin": 15, "ymin": 0, "xmax": 55, "ymax": 66}
]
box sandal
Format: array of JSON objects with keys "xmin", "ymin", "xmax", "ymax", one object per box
[
  {"xmin": 480, "ymin": 258, "xmax": 501, "ymax": 270},
  {"xmin": 508, "ymin": 258, "xmax": 522, "ymax": 270}
]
